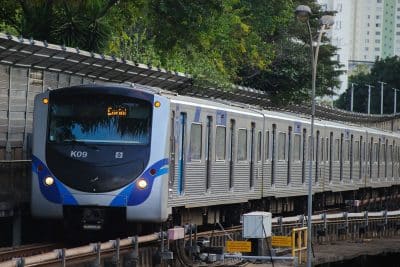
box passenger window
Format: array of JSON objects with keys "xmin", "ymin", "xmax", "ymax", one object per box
[
  {"xmin": 294, "ymin": 134, "xmax": 301, "ymax": 161},
  {"xmin": 190, "ymin": 123, "xmax": 202, "ymax": 160},
  {"xmin": 278, "ymin": 132, "xmax": 286, "ymax": 160},
  {"xmin": 215, "ymin": 126, "xmax": 226, "ymax": 160},
  {"xmin": 237, "ymin": 129, "xmax": 247, "ymax": 161},
  {"xmin": 381, "ymin": 143, "xmax": 385, "ymax": 162},
  {"xmin": 389, "ymin": 144, "xmax": 393, "ymax": 163}
]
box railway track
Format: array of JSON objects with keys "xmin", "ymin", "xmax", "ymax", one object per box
[
  {"xmin": 2, "ymin": 209, "xmax": 400, "ymax": 266},
  {"xmin": 0, "ymin": 244, "xmax": 61, "ymax": 262}
]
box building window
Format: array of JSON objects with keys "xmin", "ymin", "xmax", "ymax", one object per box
[
  {"xmin": 377, "ymin": 0, "xmax": 382, "ymax": 3},
  {"xmin": 375, "ymin": 39, "xmax": 381, "ymax": 43},
  {"xmin": 376, "ymin": 15, "xmax": 381, "ymax": 20},
  {"xmin": 376, "ymin": 23, "xmax": 381, "ymax": 27},
  {"xmin": 375, "ymin": 47, "xmax": 380, "ymax": 51},
  {"xmin": 365, "ymin": 39, "xmax": 370, "ymax": 43},
  {"xmin": 376, "ymin": 31, "xmax": 381, "ymax": 35},
  {"xmin": 397, "ymin": 32, "xmax": 400, "ymax": 35}
]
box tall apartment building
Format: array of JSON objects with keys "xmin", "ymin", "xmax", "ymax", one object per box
[{"xmin": 318, "ymin": 0, "xmax": 400, "ymax": 95}]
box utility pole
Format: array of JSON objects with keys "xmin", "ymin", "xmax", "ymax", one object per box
[
  {"xmin": 378, "ymin": 81, "xmax": 386, "ymax": 115},
  {"xmin": 350, "ymin": 83, "xmax": 357, "ymax": 112},
  {"xmin": 366, "ymin": 84, "xmax": 374, "ymax": 114},
  {"xmin": 394, "ymin": 88, "xmax": 398, "ymax": 114}
]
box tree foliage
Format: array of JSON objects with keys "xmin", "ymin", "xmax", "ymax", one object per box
[
  {"xmin": 0, "ymin": 0, "xmax": 342, "ymax": 104},
  {"xmin": 335, "ymin": 56, "xmax": 400, "ymax": 114}
]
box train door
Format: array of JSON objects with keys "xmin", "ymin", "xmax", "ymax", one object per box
[
  {"xmin": 168, "ymin": 111, "xmax": 176, "ymax": 196},
  {"xmin": 177, "ymin": 112, "xmax": 187, "ymax": 195},
  {"xmin": 205, "ymin": 116, "xmax": 213, "ymax": 191}
]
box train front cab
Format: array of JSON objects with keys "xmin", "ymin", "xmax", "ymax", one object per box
[{"xmin": 31, "ymin": 85, "xmax": 171, "ymax": 229}]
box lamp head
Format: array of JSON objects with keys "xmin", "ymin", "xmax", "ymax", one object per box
[
  {"xmin": 319, "ymin": 15, "xmax": 335, "ymax": 28},
  {"xmin": 295, "ymin": 5, "xmax": 312, "ymax": 22}
]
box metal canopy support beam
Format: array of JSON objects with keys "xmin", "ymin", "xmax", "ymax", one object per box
[{"xmin": 0, "ymin": 33, "xmax": 398, "ymax": 124}]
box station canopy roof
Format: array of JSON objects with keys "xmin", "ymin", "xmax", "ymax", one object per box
[{"xmin": 0, "ymin": 33, "xmax": 396, "ymax": 123}]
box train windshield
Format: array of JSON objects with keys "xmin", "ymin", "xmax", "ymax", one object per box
[{"xmin": 48, "ymin": 93, "xmax": 152, "ymax": 144}]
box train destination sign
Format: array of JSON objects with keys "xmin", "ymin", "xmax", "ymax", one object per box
[
  {"xmin": 107, "ymin": 106, "xmax": 127, "ymax": 116},
  {"xmin": 225, "ymin": 241, "xmax": 252, "ymax": 253}
]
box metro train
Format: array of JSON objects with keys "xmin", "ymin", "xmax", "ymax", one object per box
[{"xmin": 31, "ymin": 84, "xmax": 400, "ymax": 229}]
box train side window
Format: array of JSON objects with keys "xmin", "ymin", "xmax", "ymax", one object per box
[
  {"xmin": 389, "ymin": 144, "xmax": 393, "ymax": 163},
  {"xmin": 380, "ymin": 142, "xmax": 385, "ymax": 163},
  {"xmin": 278, "ymin": 132, "xmax": 286, "ymax": 161},
  {"xmin": 334, "ymin": 139, "xmax": 340, "ymax": 161},
  {"xmin": 294, "ymin": 134, "xmax": 301, "ymax": 161},
  {"xmin": 215, "ymin": 126, "xmax": 226, "ymax": 161},
  {"xmin": 237, "ymin": 129, "xmax": 248, "ymax": 161},
  {"xmin": 265, "ymin": 131, "xmax": 270, "ymax": 161},
  {"xmin": 257, "ymin": 131, "xmax": 262, "ymax": 162},
  {"xmin": 190, "ymin": 123, "xmax": 202, "ymax": 160}
]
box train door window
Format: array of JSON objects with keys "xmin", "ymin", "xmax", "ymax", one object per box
[
  {"xmin": 385, "ymin": 139, "xmax": 388, "ymax": 178},
  {"xmin": 355, "ymin": 140, "xmax": 360, "ymax": 162},
  {"xmin": 257, "ymin": 131, "xmax": 262, "ymax": 162},
  {"xmin": 329, "ymin": 132, "xmax": 333, "ymax": 182},
  {"xmin": 272, "ymin": 124, "xmax": 277, "ymax": 185},
  {"xmin": 359, "ymin": 136, "xmax": 363, "ymax": 180},
  {"xmin": 287, "ymin": 126, "xmax": 292, "ymax": 185},
  {"xmin": 278, "ymin": 132, "xmax": 286, "ymax": 161},
  {"xmin": 265, "ymin": 131, "xmax": 270, "ymax": 161},
  {"xmin": 190, "ymin": 123, "xmax": 202, "ymax": 161},
  {"xmin": 215, "ymin": 126, "xmax": 226, "ymax": 161},
  {"xmin": 344, "ymin": 139, "xmax": 350, "ymax": 162},
  {"xmin": 237, "ymin": 129, "xmax": 248, "ymax": 161},
  {"xmin": 374, "ymin": 142, "xmax": 379, "ymax": 163},
  {"xmin": 250, "ymin": 123, "xmax": 256, "ymax": 188},
  {"xmin": 302, "ymin": 128, "xmax": 307, "ymax": 184},
  {"xmin": 340, "ymin": 133, "xmax": 344, "ymax": 181},
  {"xmin": 326, "ymin": 137, "xmax": 329, "ymax": 162},
  {"xmin": 350, "ymin": 135, "xmax": 354, "ymax": 180},
  {"xmin": 294, "ymin": 134, "xmax": 301, "ymax": 161},
  {"xmin": 178, "ymin": 113, "xmax": 187, "ymax": 195},
  {"xmin": 334, "ymin": 139, "xmax": 340, "ymax": 161},
  {"xmin": 369, "ymin": 138, "xmax": 373, "ymax": 178},
  {"xmin": 229, "ymin": 119, "xmax": 235, "ymax": 189},
  {"xmin": 315, "ymin": 130, "xmax": 320, "ymax": 182},
  {"xmin": 321, "ymin": 138, "xmax": 325, "ymax": 162},
  {"xmin": 205, "ymin": 116, "xmax": 212, "ymax": 191}
]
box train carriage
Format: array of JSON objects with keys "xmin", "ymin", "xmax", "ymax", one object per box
[{"xmin": 31, "ymin": 84, "xmax": 400, "ymax": 228}]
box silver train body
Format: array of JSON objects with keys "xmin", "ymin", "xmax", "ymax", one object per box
[{"xmin": 31, "ymin": 84, "xmax": 400, "ymax": 225}]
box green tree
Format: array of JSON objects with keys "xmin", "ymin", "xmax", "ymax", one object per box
[{"xmin": 335, "ymin": 56, "xmax": 400, "ymax": 114}]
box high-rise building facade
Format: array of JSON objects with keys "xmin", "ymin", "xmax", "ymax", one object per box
[{"xmin": 317, "ymin": 0, "xmax": 400, "ymax": 96}]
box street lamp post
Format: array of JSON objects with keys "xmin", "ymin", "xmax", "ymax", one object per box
[
  {"xmin": 378, "ymin": 81, "xmax": 386, "ymax": 115},
  {"xmin": 295, "ymin": 5, "xmax": 334, "ymax": 267},
  {"xmin": 366, "ymin": 84, "xmax": 374, "ymax": 114}
]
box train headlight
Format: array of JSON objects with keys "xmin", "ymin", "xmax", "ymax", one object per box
[
  {"xmin": 42, "ymin": 98, "xmax": 49, "ymax": 104},
  {"xmin": 137, "ymin": 179, "xmax": 148, "ymax": 190},
  {"xmin": 154, "ymin": 101, "xmax": 161, "ymax": 108},
  {"xmin": 44, "ymin": 176, "xmax": 54, "ymax": 186}
]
